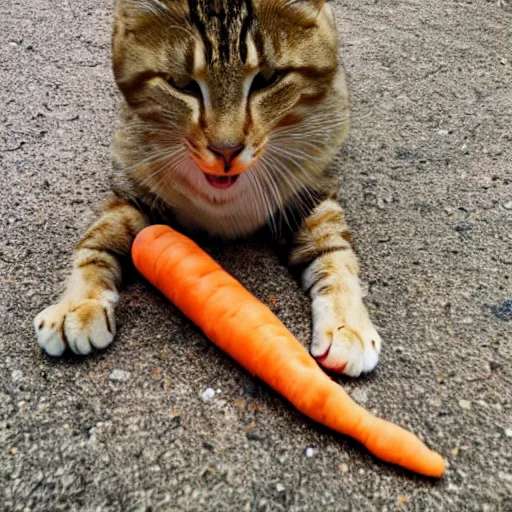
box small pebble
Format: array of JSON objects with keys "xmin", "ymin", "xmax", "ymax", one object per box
[
  {"xmin": 505, "ymin": 428, "xmax": 512, "ymax": 438},
  {"xmin": 109, "ymin": 369, "xmax": 131, "ymax": 382},
  {"xmin": 305, "ymin": 447, "xmax": 315, "ymax": 457},
  {"xmin": 11, "ymin": 370, "xmax": 23, "ymax": 382},
  {"xmin": 351, "ymin": 388, "xmax": 369, "ymax": 405},
  {"xmin": 490, "ymin": 361, "xmax": 501, "ymax": 372},
  {"xmin": 276, "ymin": 483, "xmax": 285, "ymax": 493},
  {"xmin": 503, "ymin": 201, "xmax": 512, "ymax": 210},
  {"xmin": 246, "ymin": 430, "xmax": 265, "ymax": 441},
  {"xmin": 201, "ymin": 388, "xmax": 216, "ymax": 402},
  {"xmin": 459, "ymin": 399, "xmax": 472, "ymax": 410},
  {"xmin": 339, "ymin": 463, "xmax": 349, "ymax": 473},
  {"xmin": 447, "ymin": 483, "xmax": 459, "ymax": 493}
]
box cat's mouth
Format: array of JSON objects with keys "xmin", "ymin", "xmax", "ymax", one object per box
[{"xmin": 204, "ymin": 173, "xmax": 240, "ymax": 190}]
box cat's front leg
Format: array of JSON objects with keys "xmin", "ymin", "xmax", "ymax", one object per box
[
  {"xmin": 34, "ymin": 197, "xmax": 148, "ymax": 356},
  {"xmin": 290, "ymin": 199, "xmax": 382, "ymax": 377}
]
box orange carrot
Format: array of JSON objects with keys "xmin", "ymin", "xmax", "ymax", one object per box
[{"xmin": 132, "ymin": 225, "xmax": 445, "ymax": 478}]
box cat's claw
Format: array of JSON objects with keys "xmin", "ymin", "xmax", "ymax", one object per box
[{"xmin": 34, "ymin": 299, "xmax": 116, "ymax": 356}]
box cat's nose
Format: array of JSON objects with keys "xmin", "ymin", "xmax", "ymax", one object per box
[{"xmin": 208, "ymin": 144, "xmax": 245, "ymax": 166}]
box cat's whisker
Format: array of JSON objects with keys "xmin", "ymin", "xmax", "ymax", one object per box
[
  {"xmin": 261, "ymin": 157, "xmax": 305, "ymax": 232},
  {"xmin": 124, "ymin": 117, "xmax": 182, "ymax": 132},
  {"xmin": 119, "ymin": 151, "xmax": 179, "ymax": 175},
  {"xmin": 155, "ymin": 153, "xmax": 189, "ymax": 192},
  {"xmin": 124, "ymin": 109, "xmax": 184, "ymax": 130},
  {"xmin": 265, "ymin": 147, "xmax": 321, "ymax": 186},
  {"xmin": 274, "ymin": 114, "xmax": 349, "ymax": 131},
  {"xmin": 262, "ymin": 151, "xmax": 321, "ymax": 220},
  {"xmin": 269, "ymin": 144, "xmax": 334, "ymax": 175},
  {"xmin": 300, "ymin": 116, "xmax": 349, "ymax": 130},
  {"xmin": 123, "ymin": 131, "xmax": 185, "ymax": 144},
  {"xmin": 271, "ymin": 129, "xmax": 342, "ymax": 148},
  {"xmin": 252, "ymin": 169, "xmax": 281, "ymax": 235},
  {"xmin": 346, "ymin": 107, "xmax": 373, "ymax": 123},
  {"xmin": 273, "ymin": 123, "xmax": 345, "ymax": 139},
  {"xmin": 260, "ymin": 163, "xmax": 286, "ymax": 232},
  {"xmin": 256, "ymin": 159, "xmax": 291, "ymax": 234},
  {"xmin": 118, "ymin": 143, "xmax": 186, "ymax": 174},
  {"xmin": 266, "ymin": 144, "xmax": 324, "ymax": 166},
  {"xmin": 276, "ymin": 113, "xmax": 349, "ymax": 130},
  {"xmin": 156, "ymin": 110, "xmax": 187, "ymax": 125},
  {"xmin": 271, "ymin": 132, "xmax": 336, "ymax": 147},
  {"xmin": 135, "ymin": 149, "xmax": 188, "ymax": 189},
  {"xmin": 122, "ymin": 120, "xmax": 184, "ymax": 135},
  {"xmin": 262, "ymin": 161, "xmax": 310, "ymax": 225},
  {"xmin": 268, "ymin": 137, "xmax": 330, "ymax": 159},
  {"xmin": 273, "ymin": 121, "xmax": 347, "ymax": 139},
  {"xmin": 137, "ymin": 161, "xmax": 174, "ymax": 189},
  {"xmin": 245, "ymin": 166, "xmax": 277, "ymax": 235}
]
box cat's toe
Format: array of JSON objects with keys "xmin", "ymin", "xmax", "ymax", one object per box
[
  {"xmin": 34, "ymin": 300, "xmax": 115, "ymax": 356},
  {"xmin": 34, "ymin": 304, "xmax": 69, "ymax": 357},
  {"xmin": 64, "ymin": 300, "xmax": 115, "ymax": 355},
  {"xmin": 312, "ymin": 323, "xmax": 382, "ymax": 377}
]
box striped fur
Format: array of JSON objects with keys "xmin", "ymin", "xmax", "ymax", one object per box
[
  {"xmin": 187, "ymin": 0, "xmax": 255, "ymax": 65},
  {"xmin": 34, "ymin": 0, "xmax": 382, "ymax": 376},
  {"xmin": 290, "ymin": 200, "xmax": 382, "ymax": 376},
  {"xmin": 111, "ymin": 0, "xmax": 346, "ymax": 238},
  {"xmin": 34, "ymin": 200, "xmax": 148, "ymax": 356}
]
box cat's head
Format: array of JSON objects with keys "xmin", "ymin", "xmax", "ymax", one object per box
[{"xmin": 113, "ymin": 0, "xmax": 348, "ymax": 234}]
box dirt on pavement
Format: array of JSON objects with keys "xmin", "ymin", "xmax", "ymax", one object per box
[{"xmin": 1, "ymin": 0, "xmax": 511, "ymax": 510}]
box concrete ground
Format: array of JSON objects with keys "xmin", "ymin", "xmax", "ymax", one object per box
[{"xmin": 1, "ymin": 0, "xmax": 511, "ymax": 510}]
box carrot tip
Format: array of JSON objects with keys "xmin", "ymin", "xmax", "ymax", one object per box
[
  {"xmin": 427, "ymin": 452, "xmax": 446, "ymax": 478},
  {"xmin": 407, "ymin": 450, "xmax": 445, "ymax": 478}
]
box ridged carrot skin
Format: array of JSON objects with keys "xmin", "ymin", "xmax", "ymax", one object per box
[{"xmin": 132, "ymin": 225, "xmax": 445, "ymax": 478}]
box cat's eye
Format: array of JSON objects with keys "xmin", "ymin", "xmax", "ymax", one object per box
[
  {"xmin": 167, "ymin": 76, "xmax": 202, "ymax": 98},
  {"xmin": 249, "ymin": 68, "xmax": 281, "ymax": 95}
]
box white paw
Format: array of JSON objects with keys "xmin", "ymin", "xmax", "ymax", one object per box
[
  {"xmin": 310, "ymin": 295, "xmax": 382, "ymax": 377},
  {"xmin": 34, "ymin": 299, "xmax": 116, "ymax": 356}
]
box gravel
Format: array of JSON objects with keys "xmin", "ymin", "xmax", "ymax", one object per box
[
  {"xmin": 109, "ymin": 369, "xmax": 132, "ymax": 382},
  {"xmin": 1, "ymin": 0, "xmax": 511, "ymax": 511}
]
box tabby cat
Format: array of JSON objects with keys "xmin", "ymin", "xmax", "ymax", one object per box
[{"xmin": 34, "ymin": 0, "xmax": 381, "ymax": 377}]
